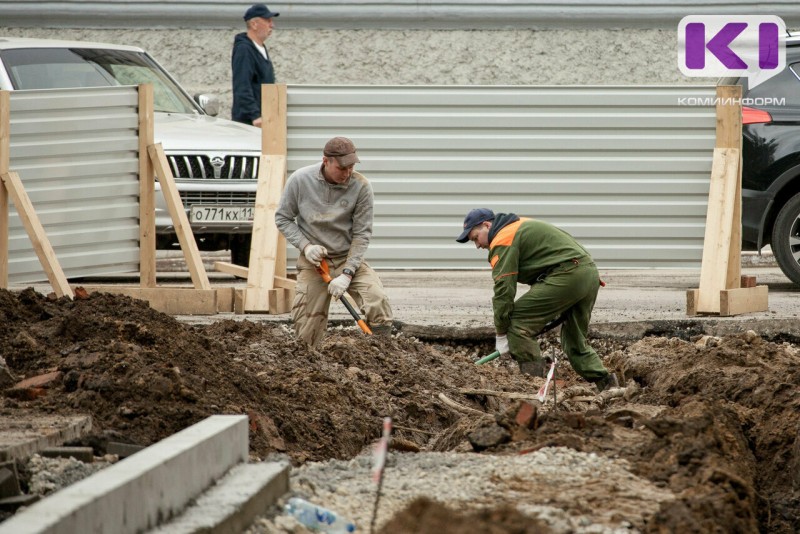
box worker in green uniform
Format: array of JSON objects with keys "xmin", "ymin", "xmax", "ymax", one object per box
[{"xmin": 457, "ymin": 208, "xmax": 618, "ymax": 391}]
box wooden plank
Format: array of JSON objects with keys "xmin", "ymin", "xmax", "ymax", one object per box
[
  {"xmin": 234, "ymin": 289, "xmax": 246, "ymax": 314},
  {"xmin": 720, "ymin": 286, "xmax": 768, "ymax": 316},
  {"xmin": 214, "ymin": 261, "xmax": 249, "ymax": 279},
  {"xmin": 696, "ymin": 148, "xmax": 739, "ymax": 314},
  {"xmin": 1, "ymin": 172, "xmax": 73, "ymax": 298},
  {"xmin": 244, "ymin": 155, "xmax": 286, "ymax": 312},
  {"xmin": 726, "ymin": 154, "xmax": 743, "ymax": 289},
  {"xmin": 268, "ymin": 288, "xmax": 294, "ymax": 314},
  {"xmin": 216, "ymin": 287, "xmax": 235, "ymax": 313},
  {"xmin": 261, "ymin": 84, "xmax": 287, "ymax": 156},
  {"xmin": 716, "ymin": 85, "xmax": 743, "ymax": 290},
  {"xmin": 740, "ymin": 275, "xmax": 757, "ymax": 288},
  {"xmin": 138, "ymin": 84, "xmax": 157, "ymax": 288},
  {"xmin": 0, "ymin": 91, "xmax": 9, "ymax": 288},
  {"xmin": 686, "ymin": 289, "xmax": 700, "ymax": 316},
  {"xmin": 715, "ymin": 85, "xmax": 742, "ymax": 150},
  {"xmin": 147, "ymin": 143, "xmax": 211, "ymax": 291},
  {"xmin": 274, "ymin": 276, "xmax": 296, "ymax": 290},
  {"xmin": 78, "ymin": 286, "xmax": 217, "ymax": 315}
]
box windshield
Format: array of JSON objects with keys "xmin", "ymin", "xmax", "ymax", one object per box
[{"xmin": 0, "ymin": 47, "xmax": 200, "ymax": 114}]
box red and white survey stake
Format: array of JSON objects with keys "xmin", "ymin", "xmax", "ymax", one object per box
[
  {"xmin": 372, "ymin": 417, "xmax": 392, "ymax": 483},
  {"xmin": 537, "ymin": 361, "xmax": 556, "ymax": 403}
]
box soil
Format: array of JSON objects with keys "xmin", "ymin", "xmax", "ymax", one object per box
[{"xmin": 0, "ymin": 287, "xmax": 798, "ymax": 532}]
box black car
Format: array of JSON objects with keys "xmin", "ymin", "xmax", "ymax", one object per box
[{"xmin": 723, "ymin": 35, "xmax": 800, "ymax": 285}]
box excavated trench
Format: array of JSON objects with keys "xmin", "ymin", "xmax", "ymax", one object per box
[{"xmin": 0, "ymin": 288, "xmax": 798, "ymax": 532}]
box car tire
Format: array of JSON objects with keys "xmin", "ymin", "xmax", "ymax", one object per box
[
  {"xmin": 771, "ymin": 192, "xmax": 800, "ymax": 286},
  {"xmin": 230, "ymin": 234, "xmax": 252, "ymax": 267}
]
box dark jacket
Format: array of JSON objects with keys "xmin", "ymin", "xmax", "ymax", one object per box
[{"xmin": 231, "ymin": 33, "xmax": 276, "ymax": 124}]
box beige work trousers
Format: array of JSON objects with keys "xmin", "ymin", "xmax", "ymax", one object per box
[{"xmin": 291, "ymin": 255, "xmax": 393, "ymax": 347}]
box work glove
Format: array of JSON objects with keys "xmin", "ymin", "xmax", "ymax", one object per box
[
  {"xmin": 328, "ymin": 273, "xmax": 351, "ymax": 299},
  {"xmin": 495, "ymin": 334, "xmax": 510, "ymax": 356},
  {"xmin": 303, "ymin": 244, "xmax": 327, "ymax": 266}
]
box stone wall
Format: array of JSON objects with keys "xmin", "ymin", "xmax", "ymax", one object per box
[{"xmin": 1, "ymin": 27, "xmax": 715, "ymax": 120}]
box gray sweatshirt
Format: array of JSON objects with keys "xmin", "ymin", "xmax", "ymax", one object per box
[{"xmin": 275, "ymin": 163, "xmax": 374, "ymax": 272}]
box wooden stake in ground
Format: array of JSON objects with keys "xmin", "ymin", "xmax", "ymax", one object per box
[{"xmin": 0, "ymin": 171, "xmax": 73, "ymax": 298}]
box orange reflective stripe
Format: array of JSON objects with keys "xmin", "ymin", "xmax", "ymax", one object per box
[
  {"xmin": 495, "ymin": 272, "xmax": 518, "ymax": 280},
  {"xmin": 490, "ymin": 255, "xmax": 499, "ymax": 268},
  {"xmin": 489, "ymin": 218, "xmax": 528, "ymax": 249}
]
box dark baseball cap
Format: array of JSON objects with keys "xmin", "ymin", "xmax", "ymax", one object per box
[
  {"xmin": 244, "ymin": 4, "xmax": 279, "ymax": 21},
  {"xmin": 456, "ymin": 208, "xmax": 495, "ymax": 243},
  {"xmin": 323, "ymin": 137, "xmax": 360, "ymax": 167}
]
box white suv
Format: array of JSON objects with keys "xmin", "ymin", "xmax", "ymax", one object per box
[{"xmin": 0, "ymin": 37, "xmax": 261, "ymax": 265}]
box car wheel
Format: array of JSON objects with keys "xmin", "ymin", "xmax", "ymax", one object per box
[
  {"xmin": 771, "ymin": 192, "xmax": 800, "ymax": 286},
  {"xmin": 230, "ymin": 234, "xmax": 252, "ymax": 267}
]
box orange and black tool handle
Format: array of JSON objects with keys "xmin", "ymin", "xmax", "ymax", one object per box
[{"xmin": 316, "ymin": 261, "xmax": 373, "ymax": 335}]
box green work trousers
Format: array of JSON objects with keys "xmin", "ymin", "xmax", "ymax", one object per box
[
  {"xmin": 291, "ymin": 255, "xmax": 393, "ymax": 347},
  {"xmin": 506, "ymin": 258, "xmax": 608, "ymax": 382}
]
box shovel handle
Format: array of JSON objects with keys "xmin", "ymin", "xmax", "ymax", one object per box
[
  {"xmin": 475, "ymin": 351, "xmax": 500, "ymax": 365},
  {"xmin": 316, "ymin": 261, "xmax": 372, "ymax": 335}
]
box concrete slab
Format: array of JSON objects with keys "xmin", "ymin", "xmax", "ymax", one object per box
[
  {"xmin": 0, "ymin": 415, "xmax": 248, "ymax": 534},
  {"xmin": 0, "ymin": 413, "xmax": 92, "ymax": 462},
  {"xmin": 149, "ymin": 461, "xmax": 290, "ymax": 534}
]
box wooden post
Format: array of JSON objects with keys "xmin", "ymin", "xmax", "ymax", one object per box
[
  {"xmin": 148, "ymin": 143, "xmax": 211, "ymax": 291},
  {"xmin": 0, "ymin": 91, "xmax": 9, "ymax": 288},
  {"xmin": 716, "ymin": 85, "xmax": 743, "ymax": 289},
  {"xmin": 139, "ymin": 84, "xmax": 157, "ymax": 288},
  {"xmin": 695, "ymin": 147, "xmax": 739, "ymax": 313},
  {"xmin": 1, "ymin": 172, "xmax": 73, "ymax": 298},
  {"xmin": 262, "ymin": 83, "xmax": 287, "ymax": 156},
  {"xmin": 244, "ymin": 154, "xmax": 287, "ymax": 311},
  {"xmin": 689, "ymin": 85, "xmax": 767, "ymax": 316}
]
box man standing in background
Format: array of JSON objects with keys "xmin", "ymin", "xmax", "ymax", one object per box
[{"xmin": 231, "ymin": 4, "xmax": 279, "ymax": 126}]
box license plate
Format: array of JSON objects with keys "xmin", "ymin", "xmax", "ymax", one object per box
[{"xmin": 190, "ymin": 205, "xmax": 254, "ymax": 224}]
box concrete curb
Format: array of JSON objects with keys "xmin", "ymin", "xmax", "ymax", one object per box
[
  {"xmin": 0, "ymin": 415, "xmax": 91, "ymax": 463},
  {"xmin": 149, "ymin": 462, "xmax": 290, "ymax": 534},
  {"xmin": 0, "ymin": 415, "xmax": 248, "ymax": 534}
]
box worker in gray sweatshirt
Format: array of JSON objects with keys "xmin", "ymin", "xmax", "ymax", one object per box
[{"xmin": 275, "ymin": 137, "xmax": 393, "ymax": 347}]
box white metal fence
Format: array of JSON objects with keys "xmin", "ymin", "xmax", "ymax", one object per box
[
  {"xmin": 285, "ymin": 84, "xmax": 719, "ymax": 269},
  {"xmin": 6, "ymin": 86, "xmax": 140, "ymax": 284}
]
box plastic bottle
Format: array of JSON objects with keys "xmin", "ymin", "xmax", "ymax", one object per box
[{"xmin": 284, "ymin": 497, "xmax": 356, "ymax": 533}]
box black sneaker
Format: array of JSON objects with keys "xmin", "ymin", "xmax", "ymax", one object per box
[{"xmin": 595, "ymin": 372, "xmax": 619, "ymax": 392}]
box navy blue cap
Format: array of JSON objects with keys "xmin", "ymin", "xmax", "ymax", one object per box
[
  {"xmin": 244, "ymin": 4, "xmax": 280, "ymax": 21},
  {"xmin": 456, "ymin": 208, "xmax": 495, "ymax": 243}
]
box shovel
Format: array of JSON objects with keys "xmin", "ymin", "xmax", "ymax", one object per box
[
  {"xmin": 475, "ymin": 311, "xmax": 570, "ymax": 365},
  {"xmin": 316, "ymin": 260, "xmax": 372, "ymax": 335}
]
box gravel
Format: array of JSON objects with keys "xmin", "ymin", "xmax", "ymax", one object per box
[{"xmin": 247, "ymin": 447, "xmax": 675, "ymax": 533}]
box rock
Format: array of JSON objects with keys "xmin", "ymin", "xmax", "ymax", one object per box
[{"xmin": 467, "ymin": 423, "xmax": 511, "ymax": 452}]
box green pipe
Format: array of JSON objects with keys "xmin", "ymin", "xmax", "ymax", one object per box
[{"xmin": 475, "ymin": 350, "xmax": 500, "ymax": 365}]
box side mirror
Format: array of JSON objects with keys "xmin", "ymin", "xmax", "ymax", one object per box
[{"xmin": 193, "ymin": 93, "xmax": 220, "ymax": 117}]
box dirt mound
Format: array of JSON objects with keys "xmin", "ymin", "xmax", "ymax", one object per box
[
  {"xmin": 0, "ymin": 288, "xmax": 535, "ymax": 462},
  {"xmin": 2, "ymin": 288, "xmax": 798, "ymax": 532},
  {"xmin": 462, "ymin": 334, "xmax": 799, "ymax": 533},
  {"xmin": 378, "ymin": 497, "xmax": 551, "ymax": 534}
]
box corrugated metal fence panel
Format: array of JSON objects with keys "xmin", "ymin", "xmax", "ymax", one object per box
[
  {"xmin": 1, "ymin": 1, "xmax": 799, "ymax": 29},
  {"xmin": 286, "ymin": 84, "xmax": 718, "ymax": 270},
  {"xmin": 7, "ymin": 86, "xmax": 141, "ymax": 284}
]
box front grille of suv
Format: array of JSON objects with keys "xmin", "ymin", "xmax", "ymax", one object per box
[
  {"xmin": 180, "ymin": 191, "xmax": 257, "ymax": 207},
  {"xmin": 167, "ymin": 155, "xmax": 259, "ymax": 179}
]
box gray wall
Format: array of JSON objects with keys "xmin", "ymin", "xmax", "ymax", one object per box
[
  {"xmin": 0, "ymin": 27, "xmax": 715, "ymax": 122},
  {"xmin": 2, "ymin": 3, "xmax": 797, "ymax": 120},
  {"xmin": 1, "ymin": 1, "xmax": 799, "ymax": 29}
]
